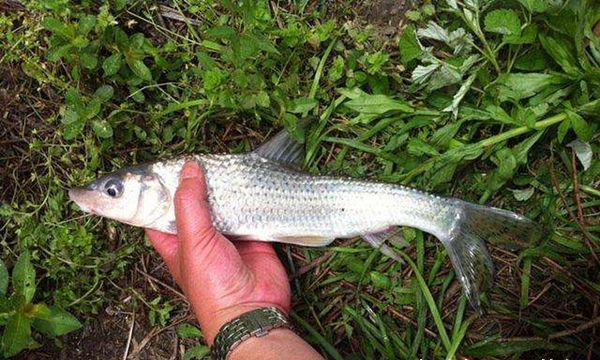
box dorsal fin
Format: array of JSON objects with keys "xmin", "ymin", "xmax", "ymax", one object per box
[{"xmin": 253, "ymin": 124, "xmax": 306, "ymax": 169}]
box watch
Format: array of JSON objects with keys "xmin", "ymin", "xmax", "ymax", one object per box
[{"xmin": 211, "ymin": 307, "xmax": 293, "ymax": 360}]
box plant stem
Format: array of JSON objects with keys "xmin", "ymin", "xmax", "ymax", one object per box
[
  {"xmin": 581, "ymin": 185, "xmax": 600, "ymax": 198},
  {"xmin": 401, "ymin": 112, "xmax": 569, "ymax": 183},
  {"xmin": 475, "ymin": 113, "xmax": 567, "ymax": 148},
  {"xmin": 303, "ymin": 37, "xmax": 337, "ymax": 118}
]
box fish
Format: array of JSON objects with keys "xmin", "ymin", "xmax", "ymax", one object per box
[{"xmin": 69, "ymin": 126, "xmax": 545, "ymax": 310}]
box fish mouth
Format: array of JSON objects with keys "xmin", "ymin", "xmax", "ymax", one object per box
[{"xmin": 68, "ymin": 187, "xmax": 95, "ymax": 213}]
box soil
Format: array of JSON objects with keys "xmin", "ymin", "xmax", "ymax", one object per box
[
  {"xmin": 358, "ymin": 0, "xmax": 410, "ymax": 34},
  {"xmin": 14, "ymin": 257, "xmax": 198, "ymax": 360},
  {"xmin": 325, "ymin": 0, "xmax": 410, "ymax": 35}
]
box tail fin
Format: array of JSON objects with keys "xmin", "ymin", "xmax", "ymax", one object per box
[{"xmin": 440, "ymin": 202, "xmax": 545, "ymax": 310}]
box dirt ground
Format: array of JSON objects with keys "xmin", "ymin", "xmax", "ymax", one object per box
[{"xmin": 326, "ymin": 0, "xmax": 409, "ymax": 34}]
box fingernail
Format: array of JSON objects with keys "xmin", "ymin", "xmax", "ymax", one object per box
[{"xmin": 181, "ymin": 161, "xmax": 200, "ymax": 179}]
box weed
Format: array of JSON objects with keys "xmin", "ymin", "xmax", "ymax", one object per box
[
  {"xmin": 1, "ymin": 0, "xmax": 599, "ymax": 358},
  {"xmin": 0, "ymin": 252, "xmax": 80, "ymax": 356}
]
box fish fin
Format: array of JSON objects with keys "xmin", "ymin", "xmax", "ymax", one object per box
[
  {"xmin": 440, "ymin": 201, "xmax": 545, "ymax": 312},
  {"xmin": 231, "ymin": 234, "xmax": 334, "ymax": 247},
  {"xmin": 276, "ymin": 235, "xmax": 335, "ymax": 247},
  {"xmin": 362, "ymin": 228, "xmax": 407, "ymax": 264},
  {"xmin": 253, "ymin": 121, "xmax": 309, "ymax": 168}
]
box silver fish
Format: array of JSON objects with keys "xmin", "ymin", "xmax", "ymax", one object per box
[{"xmin": 69, "ymin": 128, "xmax": 544, "ymax": 310}]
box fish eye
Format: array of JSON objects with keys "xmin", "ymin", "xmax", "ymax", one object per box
[{"xmin": 104, "ymin": 179, "xmax": 123, "ymax": 198}]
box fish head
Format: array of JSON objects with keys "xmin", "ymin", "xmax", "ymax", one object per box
[{"xmin": 69, "ymin": 164, "xmax": 171, "ymax": 227}]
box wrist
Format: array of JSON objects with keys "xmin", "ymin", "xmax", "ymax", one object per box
[
  {"xmin": 229, "ymin": 328, "xmax": 324, "ymax": 360},
  {"xmin": 210, "ymin": 306, "xmax": 294, "ymax": 360},
  {"xmin": 195, "ymin": 302, "xmax": 289, "ymax": 345},
  {"xmin": 227, "ymin": 328, "xmax": 296, "ymax": 360}
]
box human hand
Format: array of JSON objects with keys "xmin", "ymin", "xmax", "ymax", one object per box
[{"xmin": 145, "ymin": 161, "xmax": 291, "ymax": 344}]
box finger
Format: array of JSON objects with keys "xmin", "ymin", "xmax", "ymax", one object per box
[
  {"xmin": 235, "ymin": 241, "xmax": 282, "ymax": 274},
  {"xmin": 235, "ymin": 241, "xmax": 277, "ymax": 257},
  {"xmin": 174, "ymin": 161, "xmax": 240, "ymax": 262},
  {"xmin": 145, "ymin": 229, "xmax": 180, "ymax": 281}
]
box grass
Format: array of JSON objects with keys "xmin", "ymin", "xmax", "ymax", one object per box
[{"xmin": 1, "ymin": 0, "xmax": 599, "ymax": 359}]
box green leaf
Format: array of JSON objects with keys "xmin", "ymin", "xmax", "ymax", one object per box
[
  {"xmin": 84, "ymin": 99, "xmax": 102, "ymax": 119},
  {"xmin": 93, "ymin": 85, "xmax": 114, "ymax": 103},
  {"xmin": 206, "ymin": 26, "xmax": 236, "ymax": 40},
  {"xmin": 12, "ymin": 250, "xmax": 35, "ymax": 304},
  {"xmin": 80, "ymin": 52, "xmax": 97, "ymax": 69},
  {"xmin": 289, "ymin": 98, "xmax": 318, "ymax": 114},
  {"xmin": 65, "ymin": 87, "xmax": 82, "ymax": 106},
  {"xmin": 1, "ymin": 313, "xmax": 33, "ymax": 357},
  {"xmin": 494, "ymin": 73, "xmax": 568, "ymax": 102},
  {"xmin": 0, "ymin": 294, "xmax": 23, "ymax": 315},
  {"xmin": 328, "ymin": 55, "xmax": 345, "ymax": 82},
  {"xmin": 496, "ymin": 149, "xmax": 517, "ymax": 178},
  {"xmin": 176, "ymin": 323, "xmax": 202, "ymax": 339},
  {"xmin": 365, "ymin": 51, "xmax": 389, "ymax": 74},
  {"xmin": 42, "ymin": 18, "xmax": 74, "ymax": 39},
  {"xmin": 70, "ymin": 35, "xmax": 89, "ymax": 49},
  {"xmin": 539, "ymin": 33, "xmax": 581, "ymax": 76},
  {"xmin": 128, "ymin": 59, "xmax": 152, "ymax": 81},
  {"xmin": 183, "ymin": 344, "xmax": 210, "ymax": 360},
  {"xmin": 486, "ymin": 105, "xmax": 517, "ymax": 125},
  {"xmin": 465, "ymin": 339, "xmax": 572, "ymax": 357},
  {"xmin": 369, "ymin": 272, "xmax": 391, "ymax": 289},
  {"xmin": 398, "ymin": 25, "xmax": 422, "ymax": 64},
  {"xmin": 103, "ymin": 53, "xmax": 123, "ymax": 76},
  {"xmin": 114, "ymin": 28, "xmax": 129, "ymax": 50},
  {"xmin": 515, "ymin": 107, "xmax": 536, "ymax": 128},
  {"xmin": 32, "ymin": 306, "xmax": 81, "ymax": 336},
  {"xmin": 47, "ymin": 44, "xmax": 73, "ymax": 62},
  {"xmin": 61, "ymin": 108, "xmax": 79, "ymax": 125},
  {"xmin": 566, "ymin": 110, "xmax": 592, "ymax": 142},
  {"xmin": 64, "ymin": 121, "xmax": 85, "ymax": 140},
  {"xmin": 407, "ymin": 138, "xmax": 439, "ymax": 157},
  {"xmin": 202, "ymin": 69, "xmax": 225, "ymax": 91},
  {"xmin": 487, "ymin": 148, "xmax": 517, "ymax": 192},
  {"xmin": 430, "ymin": 161, "xmax": 459, "ymax": 187},
  {"xmin": 78, "ymin": 15, "xmax": 96, "ymax": 35},
  {"xmin": 252, "ymin": 33, "xmax": 280, "ymax": 55},
  {"xmin": 504, "ymin": 24, "xmax": 537, "ymax": 44},
  {"xmin": 514, "ymin": 48, "xmax": 547, "ymax": 71},
  {"xmin": 27, "ymin": 303, "xmax": 51, "ymax": 318},
  {"xmin": 282, "ymin": 113, "xmax": 305, "ymax": 143},
  {"xmin": 129, "ymin": 33, "xmax": 146, "ymax": 50},
  {"xmin": 484, "ymin": 9, "xmax": 521, "ymax": 36},
  {"xmin": 344, "ymin": 94, "xmax": 413, "ymax": 115},
  {"xmin": 91, "ymin": 120, "xmax": 113, "ymax": 138},
  {"xmin": 431, "ymin": 122, "xmax": 462, "ymax": 148},
  {"xmin": 513, "ymin": 130, "xmax": 544, "ymax": 165},
  {"xmin": 557, "ymin": 117, "xmax": 570, "ymax": 143},
  {"xmin": 517, "ymin": 0, "xmax": 548, "ymax": 13},
  {"xmin": 0, "ymin": 259, "xmax": 7, "ymax": 297},
  {"xmin": 256, "ymin": 91, "xmax": 270, "ymax": 108}
]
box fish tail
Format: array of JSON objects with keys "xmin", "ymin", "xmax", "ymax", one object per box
[{"xmin": 439, "ymin": 201, "xmax": 545, "ymax": 311}]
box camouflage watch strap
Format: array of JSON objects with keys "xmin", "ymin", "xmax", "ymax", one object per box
[{"xmin": 211, "ymin": 307, "xmax": 292, "ymax": 360}]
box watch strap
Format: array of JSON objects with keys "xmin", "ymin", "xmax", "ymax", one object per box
[{"xmin": 211, "ymin": 307, "xmax": 292, "ymax": 360}]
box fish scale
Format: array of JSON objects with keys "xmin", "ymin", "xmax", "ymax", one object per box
[{"xmin": 195, "ymin": 153, "xmax": 453, "ymax": 244}]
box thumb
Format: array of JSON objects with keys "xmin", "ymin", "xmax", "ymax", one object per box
[{"xmin": 174, "ymin": 161, "xmax": 240, "ymax": 264}]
